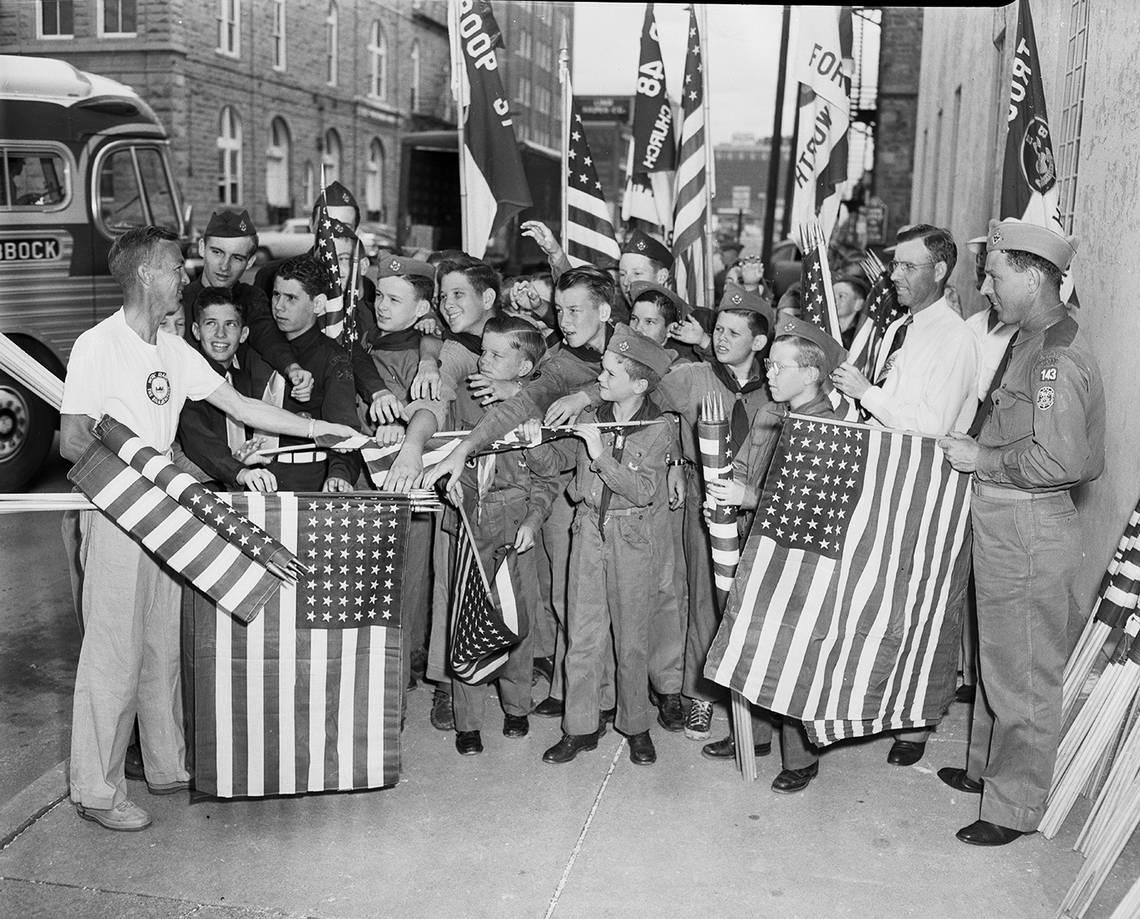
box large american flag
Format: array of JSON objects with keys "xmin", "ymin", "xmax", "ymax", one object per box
[
  {"xmin": 565, "ymin": 95, "xmax": 621, "ymax": 269},
  {"xmin": 191, "ymin": 493, "xmax": 409, "ymax": 797},
  {"xmin": 671, "ymin": 4, "xmax": 709, "ymax": 307},
  {"xmin": 68, "ymin": 416, "xmax": 292, "ymax": 623},
  {"xmin": 704, "ymin": 415, "xmax": 972, "ymax": 746},
  {"xmin": 448, "ymin": 503, "xmax": 524, "ymax": 684}
]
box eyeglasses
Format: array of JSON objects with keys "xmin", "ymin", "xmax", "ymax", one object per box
[
  {"xmin": 888, "ymin": 259, "xmax": 936, "ymax": 274},
  {"xmin": 763, "ymin": 359, "xmax": 804, "ymax": 376}
]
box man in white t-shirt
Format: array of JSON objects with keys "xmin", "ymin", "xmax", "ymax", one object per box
[
  {"xmin": 830, "ymin": 224, "xmax": 981, "ymax": 768},
  {"xmin": 60, "ymin": 226, "xmax": 359, "ymax": 832}
]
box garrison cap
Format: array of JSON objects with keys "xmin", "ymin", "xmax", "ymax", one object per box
[
  {"xmin": 628, "ymin": 280, "xmax": 689, "ymax": 319},
  {"xmin": 325, "ymin": 217, "xmax": 358, "ymax": 243},
  {"xmin": 774, "ymin": 317, "xmax": 848, "ymax": 376},
  {"xmin": 621, "ymin": 229, "xmax": 674, "ymax": 269},
  {"xmin": 376, "ymin": 253, "xmax": 436, "ymax": 281},
  {"xmin": 316, "ymin": 180, "xmax": 357, "ymax": 211},
  {"xmin": 606, "ymin": 322, "xmax": 675, "ymax": 380},
  {"xmin": 986, "ymin": 218, "xmax": 1078, "ymax": 271},
  {"xmin": 204, "ymin": 208, "xmax": 256, "ymax": 238},
  {"xmin": 717, "ymin": 282, "xmax": 770, "ymax": 317}
]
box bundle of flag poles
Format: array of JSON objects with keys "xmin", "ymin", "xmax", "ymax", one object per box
[{"xmin": 0, "ymin": 332, "xmax": 64, "ymax": 409}]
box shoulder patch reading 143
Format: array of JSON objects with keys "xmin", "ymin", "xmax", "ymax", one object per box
[
  {"xmin": 1036, "ymin": 386, "xmax": 1055, "ymax": 410},
  {"xmin": 1040, "ymin": 367, "xmax": 1058, "ymax": 381}
]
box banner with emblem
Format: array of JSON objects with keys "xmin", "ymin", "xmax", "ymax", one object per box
[{"xmin": 1001, "ymin": 0, "xmax": 1077, "ymax": 304}]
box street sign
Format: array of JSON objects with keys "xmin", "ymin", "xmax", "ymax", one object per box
[
  {"xmin": 576, "ymin": 96, "xmax": 632, "ymax": 123},
  {"xmin": 731, "ymin": 185, "xmax": 752, "ymax": 211}
]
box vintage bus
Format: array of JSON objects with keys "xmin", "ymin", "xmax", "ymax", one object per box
[{"xmin": 0, "ymin": 55, "xmax": 186, "ymax": 491}]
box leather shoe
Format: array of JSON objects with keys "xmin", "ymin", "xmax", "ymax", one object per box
[
  {"xmin": 887, "ymin": 739, "xmax": 926, "ymax": 766},
  {"xmin": 956, "ymin": 819, "xmax": 1029, "ymax": 846},
  {"xmin": 938, "ymin": 767, "xmax": 983, "ymax": 794},
  {"xmin": 455, "ymin": 730, "xmax": 483, "ymax": 755},
  {"xmin": 600, "ymin": 706, "xmax": 616, "ymax": 724},
  {"xmin": 76, "ymin": 800, "xmax": 152, "ymax": 832},
  {"xmin": 124, "ymin": 743, "xmax": 146, "ymax": 781},
  {"xmin": 701, "ymin": 735, "xmax": 772, "ymax": 760},
  {"xmin": 542, "ymin": 732, "xmax": 598, "ymax": 764},
  {"xmin": 771, "ymin": 761, "xmax": 819, "ymax": 794},
  {"xmin": 532, "ymin": 655, "xmax": 555, "ymax": 685},
  {"xmin": 656, "ymin": 693, "xmax": 685, "ymax": 732},
  {"xmin": 503, "ymin": 714, "xmax": 529, "ymax": 738},
  {"xmin": 430, "ymin": 689, "xmax": 454, "ymax": 732},
  {"xmin": 955, "ymin": 683, "xmax": 976, "ymax": 704},
  {"xmin": 628, "ymin": 731, "xmax": 656, "ymax": 765},
  {"xmin": 533, "ymin": 696, "xmax": 564, "ymax": 717}
]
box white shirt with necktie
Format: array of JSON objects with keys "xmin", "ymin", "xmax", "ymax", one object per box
[{"xmin": 859, "ymin": 296, "xmax": 980, "ymax": 436}]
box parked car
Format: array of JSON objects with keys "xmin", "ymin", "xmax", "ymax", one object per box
[
  {"xmin": 252, "ymin": 218, "xmax": 313, "ymax": 264},
  {"xmin": 358, "ymin": 221, "xmax": 397, "ymax": 257}
]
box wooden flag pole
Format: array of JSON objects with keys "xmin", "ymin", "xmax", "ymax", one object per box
[
  {"xmin": 447, "ymin": 0, "xmax": 471, "ymax": 254},
  {"xmin": 698, "ymin": 3, "xmax": 716, "ymax": 310},
  {"xmin": 558, "ymin": 22, "xmax": 571, "ymax": 254}
]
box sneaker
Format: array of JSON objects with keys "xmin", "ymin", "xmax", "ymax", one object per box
[
  {"xmin": 76, "ymin": 799, "xmax": 152, "ymax": 832},
  {"xmin": 430, "ymin": 688, "xmax": 454, "ymax": 732},
  {"xmin": 656, "ymin": 693, "xmax": 684, "ymax": 732},
  {"xmin": 684, "ymin": 699, "xmax": 714, "ymax": 740}
]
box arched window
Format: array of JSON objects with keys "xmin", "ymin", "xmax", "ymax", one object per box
[
  {"xmin": 322, "ymin": 129, "xmax": 342, "ymax": 188},
  {"xmin": 302, "ymin": 160, "xmax": 315, "ymax": 210},
  {"xmin": 410, "ymin": 40, "xmax": 421, "ymax": 111},
  {"xmin": 366, "ymin": 138, "xmax": 385, "ymax": 222},
  {"xmin": 266, "ymin": 116, "xmax": 291, "ymax": 220},
  {"xmin": 325, "ymin": 1, "xmax": 339, "ymax": 86},
  {"xmin": 217, "ymin": 106, "xmax": 242, "ymax": 204},
  {"xmin": 368, "ymin": 21, "xmax": 387, "ymax": 100}
]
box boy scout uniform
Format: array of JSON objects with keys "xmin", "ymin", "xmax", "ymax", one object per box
[{"xmin": 966, "ymin": 220, "xmax": 1105, "ymax": 833}]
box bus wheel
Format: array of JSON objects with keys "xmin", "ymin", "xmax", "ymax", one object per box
[{"xmin": 0, "ymin": 370, "xmax": 56, "ymax": 492}]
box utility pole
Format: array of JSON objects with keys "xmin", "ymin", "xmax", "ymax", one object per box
[{"xmin": 761, "ymin": 5, "xmax": 791, "ymax": 267}]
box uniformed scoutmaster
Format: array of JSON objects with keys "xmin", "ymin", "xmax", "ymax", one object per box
[{"xmin": 937, "ymin": 218, "xmax": 1105, "ymax": 847}]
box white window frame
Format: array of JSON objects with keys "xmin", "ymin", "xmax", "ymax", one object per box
[
  {"xmin": 36, "ymin": 0, "xmax": 74, "ymax": 40},
  {"xmin": 366, "ymin": 138, "xmax": 385, "ymax": 222},
  {"xmin": 216, "ymin": 0, "xmax": 240, "ymax": 58},
  {"xmin": 217, "ymin": 106, "xmax": 243, "ymax": 206},
  {"xmin": 302, "ymin": 160, "xmax": 315, "ymax": 210},
  {"xmin": 266, "ymin": 117, "xmax": 291, "ymax": 210},
  {"xmin": 322, "ymin": 129, "xmax": 342, "ymax": 188},
  {"xmin": 98, "ymin": 0, "xmax": 137, "ymax": 37},
  {"xmin": 326, "ymin": 1, "xmax": 339, "ymax": 87},
  {"xmin": 410, "ymin": 40, "xmax": 421, "ymax": 111},
  {"xmin": 272, "ymin": 0, "xmax": 287, "ymax": 71},
  {"xmin": 368, "ymin": 20, "xmax": 387, "ymax": 100}
]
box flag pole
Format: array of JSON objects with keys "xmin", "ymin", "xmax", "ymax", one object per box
[
  {"xmin": 698, "ymin": 3, "xmax": 715, "ymax": 309},
  {"xmin": 558, "ymin": 22, "xmax": 571, "ymax": 254},
  {"xmin": 448, "ymin": 0, "xmax": 470, "ymax": 254}
]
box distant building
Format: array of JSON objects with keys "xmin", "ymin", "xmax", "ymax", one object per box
[
  {"xmin": 713, "ymin": 134, "xmax": 792, "ymax": 240},
  {"xmin": 0, "ymin": 0, "xmax": 568, "ymax": 240}
]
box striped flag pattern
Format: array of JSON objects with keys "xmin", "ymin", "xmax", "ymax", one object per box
[
  {"xmin": 565, "ymin": 95, "xmax": 621, "ymax": 269},
  {"xmin": 798, "ymin": 223, "xmax": 842, "ymax": 342},
  {"xmin": 846, "ymin": 263, "xmax": 904, "ymax": 380},
  {"xmin": 672, "ymin": 4, "xmax": 709, "ymax": 307},
  {"xmin": 449, "ymin": 503, "xmax": 525, "ymax": 684},
  {"xmin": 704, "ymin": 415, "xmax": 972, "ymax": 746},
  {"xmin": 316, "ymin": 433, "xmax": 464, "ymax": 488},
  {"xmin": 67, "ymin": 420, "xmax": 288, "ymax": 624},
  {"xmin": 312, "ymin": 202, "xmax": 347, "ymax": 342},
  {"xmin": 696, "ymin": 395, "xmax": 738, "ymax": 607},
  {"xmin": 191, "ymin": 493, "xmax": 408, "ymax": 798}
]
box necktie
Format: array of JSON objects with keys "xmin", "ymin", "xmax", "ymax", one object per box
[
  {"xmin": 968, "ymin": 332, "xmax": 1017, "ymax": 438},
  {"xmin": 876, "ymin": 314, "xmax": 913, "ymax": 384}
]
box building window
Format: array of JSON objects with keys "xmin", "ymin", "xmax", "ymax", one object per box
[
  {"xmin": 368, "ymin": 21, "xmax": 387, "ymax": 100},
  {"xmin": 517, "ymin": 76, "xmax": 531, "ymax": 107},
  {"xmin": 37, "ymin": 0, "xmax": 74, "ymax": 39},
  {"xmin": 217, "ymin": 0, "xmax": 240, "ymax": 57},
  {"xmin": 410, "ymin": 40, "xmax": 421, "ymax": 111},
  {"xmin": 366, "ymin": 139, "xmax": 385, "ymax": 222},
  {"xmin": 98, "ymin": 0, "xmax": 137, "ymax": 36},
  {"xmin": 519, "ymin": 29, "xmax": 532, "ymax": 58},
  {"xmin": 302, "ymin": 160, "xmax": 315, "ymax": 210},
  {"xmin": 1057, "ymin": 0, "xmax": 1089, "ymax": 233},
  {"xmin": 272, "ymin": 0, "xmax": 286, "ymax": 70},
  {"xmin": 217, "ymin": 106, "xmax": 243, "ymax": 205},
  {"xmin": 325, "ymin": 1, "xmax": 338, "ymax": 86},
  {"xmin": 266, "ymin": 117, "xmax": 291, "ymax": 221},
  {"xmin": 322, "ymin": 129, "xmax": 342, "ymax": 188}
]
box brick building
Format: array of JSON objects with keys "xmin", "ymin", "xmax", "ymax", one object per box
[
  {"xmin": 0, "ymin": 0, "xmax": 568, "ymax": 241},
  {"xmin": 713, "ymin": 133, "xmax": 792, "ymax": 240}
]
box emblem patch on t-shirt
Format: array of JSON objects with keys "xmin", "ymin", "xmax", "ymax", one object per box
[
  {"xmin": 1036, "ymin": 386, "xmax": 1055, "ymax": 410},
  {"xmin": 146, "ymin": 370, "xmax": 171, "ymax": 405}
]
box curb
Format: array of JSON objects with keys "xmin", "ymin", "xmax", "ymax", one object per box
[{"xmin": 0, "ymin": 760, "xmax": 68, "ymax": 850}]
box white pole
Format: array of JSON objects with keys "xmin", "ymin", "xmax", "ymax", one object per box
[
  {"xmin": 558, "ymin": 22, "xmax": 571, "ymax": 254},
  {"xmin": 448, "ymin": 0, "xmax": 470, "ymax": 254},
  {"xmin": 698, "ymin": 3, "xmax": 716, "ymax": 309}
]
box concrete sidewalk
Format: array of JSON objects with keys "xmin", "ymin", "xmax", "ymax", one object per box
[{"xmin": 2, "ymin": 688, "xmax": 1137, "ymax": 919}]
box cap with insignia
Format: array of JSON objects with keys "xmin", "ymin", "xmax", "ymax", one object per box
[
  {"xmin": 325, "ymin": 217, "xmax": 358, "ymax": 242},
  {"xmin": 986, "ymin": 217, "xmax": 1078, "ymax": 271},
  {"xmin": 717, "ymin": 282, "xmax": 769, "ymax": 316},
  {"xmin": 606, "ymin": 322, "xmax": 675, "ymax": 380},
  {"xmin": 628, "ymin": 280, "xmax": 689, "ymax": 319},
  {"xmin": 316, "ymin": 180, "xmax": 357, "ymax": 211},
  {"xmin": 620, "ymin": 229, "xmax": 674, "ymax": 269},
  {"xmin": 204, "ymin": 208, "xmax": 256, "ymax": 239},
  {"xmin": 376, "ymin": 253, "xmax": 436, "ymax": 281},
  {"xmin": 774, "ymin": 317, "xmax": 848, "ymax": 377}
]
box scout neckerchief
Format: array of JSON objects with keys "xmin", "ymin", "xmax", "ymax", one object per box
[
  {"xmin": 447, "ymin": 328, "xmax": 483, "ymax": 356},
  {"xmin": 708, "ymin": 355, "xmax": 766, "ymax": 455},
  {"xmin": 594, "ymin": 396, "xmax": 661, "ymax": 540},
  {"xmin": 561, "ymin": 323, "xmax": 614, "ymax": 366},
  {"xmin": 366, "ymin": 325, "xmax": 421, "ymax": 353}
]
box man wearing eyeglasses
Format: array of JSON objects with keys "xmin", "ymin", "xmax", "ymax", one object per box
[{"xmin": 830, "ymin": 224, "xmax": 980, "ymax": 767}]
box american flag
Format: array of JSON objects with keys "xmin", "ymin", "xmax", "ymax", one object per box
[
  {"xmin": 316, "ymin": 432, "xmax": 464, "ymax": 488},
  {"xmin": 798, "ymin": 223, "xmax": 842, "ymax": 341},
  {"xmin": 68, "ymin": 416, "xmax": 292, "ymax": 623},
  {"xmin": 312, "ymin": 203, "xmax": 353, "ymax": 344},
  {"xmin": 565, "ymin": 95, "xmax": 621, "ymax": 269},
  {"xmin": 191, "ymin": 493, "xmax": 409, "ymax": 797},
  {"xmin": 449, "ymin": 502, "xmax": 524, "ymax": 684},
  {"xmin": 703, "ymin": 415, "xmax": 972, "ymax": 746},
  {"xmin": 846, "ymin": 259, "xmax": 905, "ymax": 381},
  {"xmin": 672, "ymin": 4, "xmax": 709, "ymax": 307}
]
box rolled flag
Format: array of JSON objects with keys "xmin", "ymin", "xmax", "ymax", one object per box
[{"xmin": 697, "ymin": 391, "xmax": 739, "ymax": 607}]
